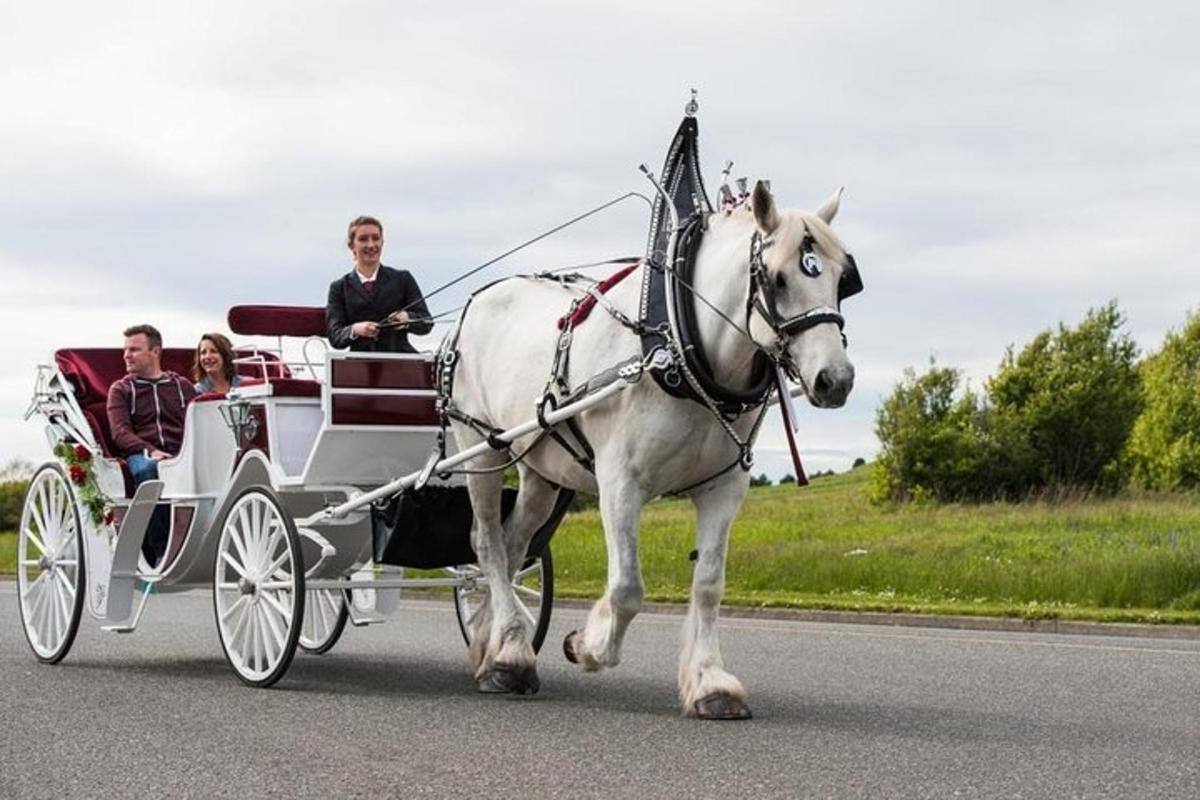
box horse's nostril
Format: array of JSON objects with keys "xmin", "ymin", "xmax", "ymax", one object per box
[{"xmin": 815, "ymin": 369, "xmax": 833, "ymax": 397}]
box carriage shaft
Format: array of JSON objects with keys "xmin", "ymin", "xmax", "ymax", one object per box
[{"xmin": 298, "ymin": 376, "xmax": 632, "ymax": 525}]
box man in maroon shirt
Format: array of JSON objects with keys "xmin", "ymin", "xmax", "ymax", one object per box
[{"xmin": 107, "ymin": 324, "xmax": 196, "ymax": 565}]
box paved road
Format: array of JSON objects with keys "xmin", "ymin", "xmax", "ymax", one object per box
[{"xmin": 2, "ymin": 585, "xmax": 1198, "ymax": 799}]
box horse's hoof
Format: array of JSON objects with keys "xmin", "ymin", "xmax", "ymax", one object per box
[
  {"xmin": 477, "ymin": 665, "xmax": 540, "ymax": 696},
  {"xmin": 563, "ymin": 630, "xmax": 581, "ymax": 664},
  {"xmin": 693, "ymin": 692, "xmax": 753, "ymax": 721}
]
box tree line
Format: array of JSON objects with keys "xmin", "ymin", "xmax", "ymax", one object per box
[{"xmin": 871, "ymin": 302, "xmax": 1200, "ymax": 503}]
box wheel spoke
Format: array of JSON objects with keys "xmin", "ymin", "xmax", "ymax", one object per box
[
  {"xmin": 263, "ymin": 551, "xmax": 290, "ymax": 580},
  {"xmin": 253, "ymin": 606, "xmax": 273, "ymax": 666},
  {"xmin": 46, "ymin": 575, "xmax": 60, "ymax": 647},
  {"xmin": 260, "ymin": 600, "xmax": 286, "ymax": 658},
  {"xmin": 229, "ymin": 525, "xmax": 251, "ymax": 571},
  {"xmin": 259, "ymin": 589, "xmax": 292, "ymax": 622},
  {"xmin": 36, "ymin": 481, "xmax": 52, "ymax": 548},
  {"xmin": 237, "ymin": 505, "xmax": 255, "ymax": 566},
  {"xmin": 49, "ymin": 479, "xmax": 63, "ymax": 541},
  {"xmin": 54, "ymin": 566, "xmax": 77, "ymax": 599},
  {"xmin": 23, "ymin": 526, "xmax": 48, "ymax": 557},
  {"xmin": 514, "ymin": 561, "xmax": 541, "ymax": 581},
  {"xmin": 228, "ymin": 597, "xmax": 252, "ymax": 653},
  {"xmin": 220, "ymin": 551, "xmax": 249, "ymax": 580},
  {"xmin": 22, "ymin": 571, "xmax": 48, "ymax": 599},
  {"xmin": 247, "ymin": 604, "xmax": 261, "ymax": 671},
  {"xmin": 56, "ymin": 580, "xmax": 72, "ymax": 627},
  {"xmin": 27, "ymin": 578, "xmax": 48, "ymax": 638},
  {"xmin": 221, "ymin": 595, "xmax": 248, "ymax": 623},
  {"xmin": 517, "ymin": 598, "xmax": 537, "ymax": 629},
  {"xmin": 514, "ymin": 584, "xmax": 541, "ymax": 601}
]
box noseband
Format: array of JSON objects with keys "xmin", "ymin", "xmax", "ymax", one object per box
[{"xmin": 746, "ymin": 230, "xmax": 862, "ymax": 349}]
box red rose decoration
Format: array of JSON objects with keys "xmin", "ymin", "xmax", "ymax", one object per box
[
  {"xmin": 104, "ymin": 509, "xmax": 116, "ymax": 526},
  {"xmin": 74, "ymin": 444, "xmax": 92, "ymax": 462},
  {"xmin": 68, "ymin": 464, "xmax": 87, "ymax": 484}
]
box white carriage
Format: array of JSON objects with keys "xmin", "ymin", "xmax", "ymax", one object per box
[{"xmin": 16, "ymin": 304, "xmax": 575, "ymax": 686}]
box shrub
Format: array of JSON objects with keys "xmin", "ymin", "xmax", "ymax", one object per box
[
  {"xmin": 1125, "ymin": 310, "xmax": 1200, "ymax": 490},
  {"xmin": 869, "ymin": 363, "xmax": 993, "ymax": 502},
  {"xmin": 987, "ymin": 301, "xmax": 1140, "ymax": 492},
  {"xmin": 871, "ymin": 303, "xmax": 1141, "ymax": 503},
  {"xmin": 0, "ymin": 480, "xmax": 29, "ymax": 531}
]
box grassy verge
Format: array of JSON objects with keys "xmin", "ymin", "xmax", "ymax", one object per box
[
  {"xmin": 552, "ymin": 466, "xmax": 1200, "ymax": 625},
  {"xmin": 0, "ymin": 532, "xmax": 14, "ymax": 575},
  {"xmin": 3, "ymin": 467, "xmax": 1198, "ymax": 625}
]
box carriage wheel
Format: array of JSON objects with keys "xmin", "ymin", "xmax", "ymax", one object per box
[
  {"xmin": 298, "ymin": 588, "xmax": 349, "ymax": 655},
  {"xmin": 212, "ymin": 486, "xmax": 305, "ymax": 687},
  {"xmin": 16, "ymin": 464, "xmax": 86, "ymax": 664},
  {"xmin": 453, "ymin": 546, "xmax": 554, "ymax": 654}
]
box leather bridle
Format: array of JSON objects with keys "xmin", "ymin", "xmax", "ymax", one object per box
[{"xmin": 746, "ymin": 229, "xmax": 862, "ymax": 358}]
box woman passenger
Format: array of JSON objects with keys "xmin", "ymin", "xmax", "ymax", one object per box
[{"xmin": 193, "ymin": 332, "xmax": 243, "ymax": 395}]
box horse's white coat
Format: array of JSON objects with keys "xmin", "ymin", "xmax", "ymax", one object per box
[{"xmin": 448, "ymin": 184, "xmax": 856, "ymax": 715}]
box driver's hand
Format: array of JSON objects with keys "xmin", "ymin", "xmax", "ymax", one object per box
[{"xmin": 352, "ymin": 321, "xmax": 379, "ymax": 339}]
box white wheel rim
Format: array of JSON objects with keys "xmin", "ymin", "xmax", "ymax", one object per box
[
  {"xmin": 18, "ymin": 469, "xmax": 81, "ymax": 659},
  {"xmin": 299, "ymin": 588, "xmax": 344, "ymax": 650},
  {"xmin": 214, "ymin": 492, "xmax": 299, "ymax": 682},
  {"xmin": 455, "ymin": 558, "xmax": 546, "ymax": 643}
]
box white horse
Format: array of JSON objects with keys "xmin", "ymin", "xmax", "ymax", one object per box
[{"xmin": 448, "ymin": 181, "xmax": 856, "ymax": 718}]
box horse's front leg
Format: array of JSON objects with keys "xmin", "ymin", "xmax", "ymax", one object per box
[
  {"xmin": 464, "ymin": 461, "xmax": 539, "ymax": 695},
  {"xmin": 680, "ymin": 472, "xmax": 752, "ymax": 719},
  {"xmin": 563, "ymin": 471, "xmax": 645, "ymax": 671}
]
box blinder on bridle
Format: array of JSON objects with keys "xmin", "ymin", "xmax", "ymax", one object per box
[{"xmin": 747, "ymin": 229, "xmax": 863, "ymax": 346}]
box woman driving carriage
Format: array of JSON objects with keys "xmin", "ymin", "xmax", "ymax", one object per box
[{"xmin": 325, "ymin": 215, "xmax": 433, "ymax": 353}]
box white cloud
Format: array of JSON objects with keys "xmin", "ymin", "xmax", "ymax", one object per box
[{"xmin": 3, "ymin": 0, "xmax": 1200, "ymax": 477}]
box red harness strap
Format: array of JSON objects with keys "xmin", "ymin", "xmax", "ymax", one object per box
[{"xmin": 556, "ymin": 262, "xmax": 640, "ymax": 331}]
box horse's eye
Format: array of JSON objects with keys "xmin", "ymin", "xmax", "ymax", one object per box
[{"xmin": 801, "ymin": 251, "xmax": 822, "ymax": 277}]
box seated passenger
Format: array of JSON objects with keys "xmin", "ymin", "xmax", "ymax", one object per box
[
  {"xmin": 193, "ymin": 332, "xmax": 243, "ymax": 395},
  {"xmin": 326, "ymin": 215, "xmax": 433, "ymax": 353},
  {"xmin": 106, "ymin": 324, "xmax": 197, "ymax": 566}
]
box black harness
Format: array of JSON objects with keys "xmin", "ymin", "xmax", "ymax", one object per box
[{"xmin": 640, "ymin": 215, "xmax": 774, "ymax": 416}]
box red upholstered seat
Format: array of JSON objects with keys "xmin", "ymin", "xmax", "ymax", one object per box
[
  {"xmin": 228, "ymin": 305, "xmax": 326, "ymax": 337},
  {"xmin": 54, "ymin": 349, "xmax": 288, "ymax": 461}
]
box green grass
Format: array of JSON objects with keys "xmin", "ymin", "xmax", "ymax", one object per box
[
  {"xmin": 4, "ymin": 466, "xmax": 1199, "ymax": 624},
  {"xmin": 551, "ymin": 466, "xmax": 1200, "ymax": 624},
  {"xmin": 0, "ymin": 532, "xmax": 14, "ymax": 575}
]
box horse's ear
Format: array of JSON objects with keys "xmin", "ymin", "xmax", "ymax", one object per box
[
  {"xmin": 752, "ymin": 180, "xmax": 780, "ymax": 234},
  {"xmin": 816, "ymin": 186, "xmax": 844, "ymax": 224}
]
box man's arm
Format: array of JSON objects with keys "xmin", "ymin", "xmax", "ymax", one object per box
[
  {"xmin": 106, "ymin": 382, "xmax": 154, "ymax": 457},
  {"xmin": 325, "ymin": 279, "xmax": 353, "ymax": 349}
]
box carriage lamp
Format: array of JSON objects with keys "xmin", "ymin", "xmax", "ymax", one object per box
[{"xmin": 219, "ymin": 396, "xmax": 259, "ymax": 446}]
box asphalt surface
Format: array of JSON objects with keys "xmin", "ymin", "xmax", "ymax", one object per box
[{"xmin": 2, "ymin": 584, "xmax": 1198, "ymax": 799}]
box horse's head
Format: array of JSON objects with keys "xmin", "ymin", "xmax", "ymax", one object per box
[{"xmin": 746, "ymin": 181, "xmax": 860, "ymax": 408}]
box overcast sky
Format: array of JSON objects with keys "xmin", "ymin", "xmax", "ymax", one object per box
[{"xmin": 3, "ymin": 1, "xmax": 1198, "ymax": 478}]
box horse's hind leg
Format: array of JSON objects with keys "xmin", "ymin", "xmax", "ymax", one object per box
[
  {"xmin": 563, "ymin": 471, "xmax": 645, "ymax": 671},
  {"xmin": 679, "ymin": 472, "xmax": 752, "ymax": 720},
  {"xmin": 461, "ymin": 448, "xmax": 539, "ymax": 695}
]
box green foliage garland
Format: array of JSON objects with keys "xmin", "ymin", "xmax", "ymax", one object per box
[{"xmin": 52, "ymin": 442, "xmax": 114, "ymax": 528}]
